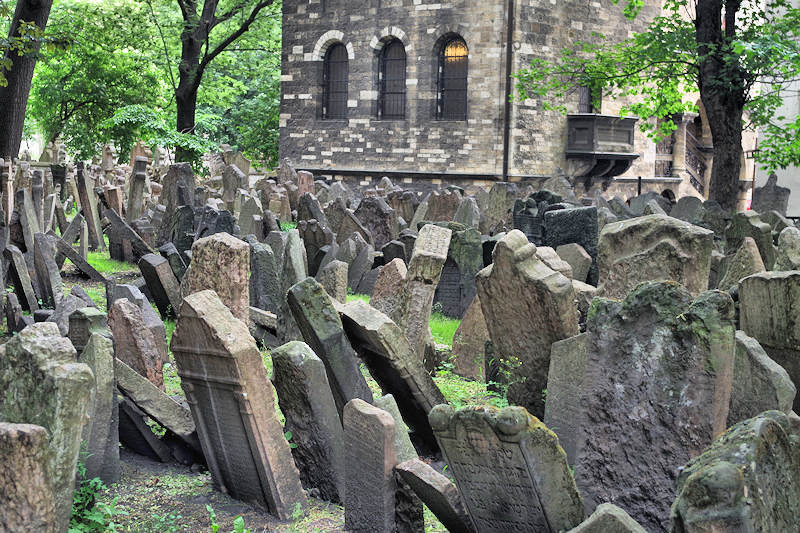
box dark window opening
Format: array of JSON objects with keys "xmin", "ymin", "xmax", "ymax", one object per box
[
  {"xmin": 378, "ymin": 40, "xmax": 406, "ymax": 119},
  {"xmin": 437, "ymin": 37, "xmax": 468, "ymax": 120},
  {"xmin": 323, "ymin": 43, "xmax": 348, "ymax": 119}
]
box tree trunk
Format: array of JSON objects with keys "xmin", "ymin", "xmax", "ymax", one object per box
[
  {"xmin": 695, "ymin": 0, "xmax": 746, "ymax": 213},
  {"xmin": 0, "ymin": 0, "xmax": 54, "ymax": 160},
  {"xmin": 175, "ymin": 31, "xmax": 202, "ymax": 163}
]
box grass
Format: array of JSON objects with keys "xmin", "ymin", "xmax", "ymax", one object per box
[
  {"xmin": 430, "ymin": 312, "xmax": 460, "ymax": 347},
  {"xmin": 86, "ymin": 250, "xmax": 138, "ymax": 275},
  {"xmin": 345, "ymin": 293, "xmax": 370, "ymax": 304},
  {"xmin": 280, "ymin": 221, "xmax": 298, "ymax": 232}
]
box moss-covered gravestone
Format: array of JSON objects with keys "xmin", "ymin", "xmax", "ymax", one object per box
[
  {"xmin": 574, "ymin": 282, "xmax": 735, "ymax": 532},
  {"xmin": 670, "ymin": 411, "xmax": 800, "ymax": 532},
  {"xmin": 0, "ymin": 322, "xmax": 94, "ymax": 532},
  {"xmin": 429, "ymin": 404, "xmax": 584, "ymax": 532}
]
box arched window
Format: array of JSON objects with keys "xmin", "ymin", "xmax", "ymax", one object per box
[
  {"xmin": 437, "ymin": 37, "xmax": 468, "ymax": 120},
  {"xmin": 323, "ymin": 43, "xmax": 348, "ymax": 119},
  {"xmin": 378, "ymin": 40, "xmax": 406, "ymax": 119}
]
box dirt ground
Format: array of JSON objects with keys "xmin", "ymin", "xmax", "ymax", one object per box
[{"xmin": 102, "ymin": 449, "xmax": 345, "ymax": 532}]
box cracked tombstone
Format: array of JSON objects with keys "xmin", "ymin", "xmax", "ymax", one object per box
[{"xmin": 170, "ymin": 290, "xmax": 306, "ymax": 518}]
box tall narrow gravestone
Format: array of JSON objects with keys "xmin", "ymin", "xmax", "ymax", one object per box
[
  {"xmin": 170, "ymin": 290, "xmax": 305, "ymax": 518},
  {"xmin": 428, "ymin": 405, "xmax": 584, "ymax": 532},
  {"xmin": 75, "ymin": 162, "xmax": 104, "ymax": 250}
]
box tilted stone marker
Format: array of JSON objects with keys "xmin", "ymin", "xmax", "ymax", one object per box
[
  {"xmin": 568, "ymin": 503, "xmax": 646, "ymax": 533},
  {"xmin": 287, "ymin": 277, "xmax": 373, "ymax": 419},
  {"xmin": 370, "ymin": 257, "xmax": 407, "ymax": 318},
  {"xmin": 597, "ymin": 214, "xmax": 713, "ymax": 299},
  {"xmin": 5, "ymin": 244, "xmax": 39, "ymax": 312},
  {"xmin": 450, "ymin": 295, "xmax": 489, "ymax": 381},
  {"xmin": 0, "ymin": 323, "xmax": 93, "ymax": 532},
  {"xmin": 181, "ymin": 232, "xmax": 250, "ymax": 322},
  {"xmin": 573, "ymin": 282, "xmax": 735, "ymax": 532},
  {"xmin": 108, "ymin": 298, "xmax": 165, "ymax": 390},
  {"xmin": 717, "ymin": 236, "xmax": 765, "ymax": 292},
  {"xmin": 139, "ymin": 253, "xmax": 182, "ymax": 319},
  {"xmin": 725, "ymin": 211, "xmax": 776, "ymax": 270},
  {"xmin": 429, "ymin": 404, "xmax": 584, "ymax": 532},
  {"xmin": 33, "ymin": 233, "xmax": 62, "ymax": 308},
  {"xmin": 670, "ymin": 411, "xmax": 800, "ymax": 532},
  {"xmin": 727, "ymin": 330, "xmax": 795, "ymax": 427},
  {"xmin": 75, "ymin": 162, "xmax": 104, "ymax": 250},
  {"xmin": 0, "ymin": 423, "xmax": 56, "ymax": 533},
  {"xmin": 246, "ymin": 237, "xmax": 281, "ymax": 314},
  {"xmin": 340, "ymin": 300, "xmax": 447, "ymax": 454},
  {"xmin": 171, "ymin": 290, "xmax": 305, "ymax": 518},
  {"xmin": 739, "ymin": 271, "xmax": 800, "ymax": 410},
  {"xmin": 272, "ymin": 341, "xmax": 345, "ymax": 504},
  {"xmin": 395, "ymin": 223, "xmax": 452, "ymax": 362},
  {"xmin": 278, "ymin": 228, "xmax": 308, "ymax": 342},
  {"xmin": 316, "ymin": 258, "xmax": 348, "ymax": 304},
  {"xmin": 476, "ymin": 229, "xmax": 579, "ymax": 418}
]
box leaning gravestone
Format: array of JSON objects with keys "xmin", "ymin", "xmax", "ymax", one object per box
[
  {"xmin": 246, "ymin": 238, "xmax": 281, "ymax": 314},
  {"xmin": 429, "ymin": 404, "xmax": 584, "ymax": 532},
  {"xmin": 272, "ymin": 341, "xmax": 345, "ymax": 504},
  {"xmin": 75, "ymin": 162, "xmax": 104, "ymax": 250},
  {"xmin": 340, "ymin": 300, "xmax": 447, "ymax": 454},
  {"xmin": 181, "ymin": 232, "xmax": 250, "ymax": 322},
  {"xmin": 476, "ymin": 230, "xmax": 579, "ymax": 418},
  {"xmin": 597, "ymin": 214, "xmax": 713, "ymax": 299},
  {"xmin": 139, "ymin": 253, "xmax": 182, "ymax": 319},
  {"xmin": 716, "ymin": 236, "xmax": 765, "ymax": 292},
  {"xmin": 0, "ymin": 323, "xmax": 93, "ymax": 533},
  {"xmin": 278, "ymin": 229, "xmax": 308, "ymax": 342},
  {"xmin": 0, "ymin": 423, "xmax": 56, "ymax": 533},
  {"xmin": 670, "ymin": 411, "xmax": 800, "ymax": 532},
  {"xmin": 573, "ymin": 282, "xmax": 735, "ymax": 532},
  {"xmin": 751, "ymin": 172, "xmax": 791, "ymax": 216},
  {"xmin": 725, "ymin": 211, "xmax": 776, "ymax": 270},
  {"xmin": 171, "ymin": 290, "xmax": 305, "ymax": 518},
  {"xmin": 775, "ymin": 226, "xmax": 800, "ymax": 270},
  {"xmin": 395, "ymin": 223, "xmax": 452, "ymax": 362},
  {"xmin": 287, "ymin": 277, "xmax": 373, "ymax": 418},
  {"xmin": 371, "ymin": 258, "xmax": 407, "ymax": 318},
  {"xmin": 108, "ymin": 298, "xmax": 165, "ymax": 390},
  {"xmin": 738, "ymin": 271, "xmax": 800, "ymax": 411},
  {"xmin": 450, "ymin": 295, "xmax": 488, "ymax": 381}
]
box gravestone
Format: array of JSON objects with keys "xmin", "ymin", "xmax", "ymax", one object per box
[
  {"xmin": 106, "ymin": 208, "xmax": 155, "ymax": 262},
  {"xmin": 68, "ymin": 307, "xmax": 110, "ymax": 354},
  {"xmin": 573, "ymin": 282, "xmax": 735, "ymax": 531},
  {"xmin": 426, "ymin": 189, "xmax": 461, "ymax": 222},
  {"xmin": 165, "ymin": 205, "xmax": 196, "ymax": 262},
  {"xmin": 476, "ymin": 230, "xmax": 579, "ymax": 418},
  {"xmin": 381, "ymin": 240, "xmax": 406, "ymax": 265},
  {"xmin": 157, "ymin": 163, "xmax": 195, "ymax": 244},
  {"xmin": 106, "ymin": 283, "xmax": 168, "ymax": 363},
  {"xmin": 751, "ymin": 172, "xmax": 791, "ymax": 216},
  {"xmin": 450, "ymin": 295, "xmax": 489, "ymax": 380},
  {"xmin": 139, "ymin": 253, "xmax": 182, "ymax": 318},
  {"xmin": 75, "ymin": 163, "xmax": 104, "ymax": 250},
  {"xmin": 556, "ymin": 243, "xmax": 592, "ymax": 284},
  {"xmin": 246, "ymin": 238, "xmax": 281, "ymax": 314},
  {"xmin": 569, "ymin": 504, "xmax": 646, "ymax": 533},
  {"xmin": 5, "ymin": 244, "xmax": 39, "ymax": 312},
  {"xmin": 272, "ymin": 341, "xmax": 344, "ymax": 503},
  {"xmin": 429, "ymin": 404, "xmax": 584, "ymax": 532},
  {"xmin": 343, "ymin": 399, "xmax": 400, "ymax": 532},
  {"xmin": 739, "ymin": 271, "xmax": 800, "ymax": 410},
  {"xmin": 481, "ymin": 182, "xmax": 518, "ymax": 234},
  {"xmin": 775, "ymin": 226, "xmax": 800, "ymax": 270},
  {"xmin": 670, "ymin": 411, "xmax": 800, "ymax": 532},
  {"xmin": 433, "ymin": 227, "xmax": 482, "ymax": 318},
  {"xmin": 0, "ymin": 423, "xmax": 56, "ymax": 533},
  {"xmin": 728, "ymin": 330, "xmax": 795, "ymax": 427},
  {"xmin": 395, "ymin": 224, "xmax": 452, "ymax": 362},
  {"xmin": 597, "ymin": 214, "xmax": 713, "ymax": 299},
  {"xmin": 725, "ymin": 211, "xmax": 775, "ymax": 270},
  {"xmin": 78, "ymin": 333, "xmax": 119, "ymax": 484},
  {"xmin": 316, "ymin": 259, "xmax": 348, "ymax": 304},
  {"xmin": 238, "ymin": 196, "xmax": 264, "ymax": 239},
  {"xmin": 15, "ymin": 188, "xmax": 39, "ymax": 254},
  {"xmin": 395, "ymin": 459, "xmax": 475, "ymax": 533},
  {"xmin": 374, "ymin": 394, "xmax": 417, "ymax": 463},
  {"xmin": 297, "ymin": 192, "xmax": 328, "ymax": 226},
  {"xmin": 717, "ymin": 236, "xmax": 765, "ymax": 292},
  {"xmin": 158, "ymin": 242, "xmax": 188, "ymax": 281},
  {"xmin": 454, "ymin": 196, "xmax": 480, "ymax": 228},
  {"xmin": 0, "ymin": 323, "xmax": 93, "ymax": 532},
  {"xmin": 354, "ymin": 196, "xmax": 396, "ymax": 249},
  {"xmin": 126, "ymin": 157, "xmax": 148, "ymax": 223},
  {"xmin": 340, "ymin": 300, "xmax": 447, "ymax": 453},
  {"xmin": 109, "ymin": 298, "xmax": 165, "ymax": 389},
  {"xmin": 181, "ymin": 232, "xmax": 250, "ymax": 322},
  {"xmin": 287, "ymin": 277, "xmax": 373, "ymax": 419},
  {"xmin": 544, "ymin": 206, "xmax": 599, "ymax": 285},
  {"xmin": 171, "ymin": 290, "xmax": 305, "ymax": 518},
  {"xmin": 278, "ymin": 229, "xmax": 308, "ymax": 342},
  {"xmin": 222, "ymin": 164, "xmax": 246, "ymax": 212},
  {"xmin": 370, "ymin": 258, "xmax": 407, "ymax": 318}
]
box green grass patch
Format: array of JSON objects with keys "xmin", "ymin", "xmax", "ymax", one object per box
[
  {"xmin": 434, "ymin": 369, "xmax": 507, "ymax": 409},
  {"xmin": 430, "ymin": 312, "xmax": 460, "ymax": 347},
  {"xmin": 345, "ymin": 293, "xmax": 370, "ymax": 304},
  {"xmin": 87, "ymin": 250, "xmax": 138, "ymax": 275},
  {"xmin": 280, "ymin": 221, "xmax": 297, "ymax": 232}
]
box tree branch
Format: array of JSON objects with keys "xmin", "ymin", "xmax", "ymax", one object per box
[
  {"xmin": 198, "ymin": 0, "xmax": 273, "ymax": 75},
  {"xmin": 145, "ymin": 0, "xmax": 177, "ymax": 91}
]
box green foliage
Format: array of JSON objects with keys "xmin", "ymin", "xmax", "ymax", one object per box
[
  {"xmin": 285, "ymin": 430, "xmax": 298, "ymax": 449},
  {"xmin": 69, "ymin": 459, "xmax": 128, "ymax": 533},
  {"xmin": 429, "ymin": 312, "xmax": 460, "ymax": 347},
  {"xmin": 206, "ymin": 505, "xmax": 250, "ymax": 533},
  {"xmin": 514, "ymin": 0, "xmax": 800, "ymax": 172},
  {"xmin": 27, "ymin": 0, "xmax": 165, "ymax": 160},
  {"xmin": 148, "ymin": 512, "xmax": 186, "ymax": 532},
  {"xmin": 280, "ymin": 221, "xmax": 298, "ymax": 232},
  {"xmin": 345, "ymin": 293, "xmax": 370, "ymax": 304},
  {"xmin": 86, "ymin": 250, "xmax": 138, "ymax": 275}
]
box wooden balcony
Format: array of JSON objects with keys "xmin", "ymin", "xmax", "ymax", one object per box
[{"xmin": 566, "ymin": 114, "xmax": 639, "ymax": 178}]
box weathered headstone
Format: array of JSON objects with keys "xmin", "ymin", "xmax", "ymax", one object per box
[
  {"xmin": 476, "ymin": 230, "xmax": 579, "ymax": 418},
  {"xmin": 316, "ymin": 259, "xmax": 348, "ymax": 304},
  {"xmin": 126, "ymin": 157, "xmax": 148, "ymax": 223},
  {"xmin": 433, "ymin": 227, "xmax": 482, "ymax": 318},
  {"xmin": 354, "ymin": 196, "xmax": 396, "ymax": 249},
  {"xmin": 68, "ymin": 307, "xmax": 110, "ymax": 354},
  {"xmin": 573, "ymin": 282, "xmax": 735, "ymax": 531},
  {"xmin": 775, "ymin": 226, "xmax": 800, "ymax": 270},
  {"xmin": 395, "ymin": 224, "xmax": 452, "ymax": 362},
  {"xmin": 108, "ymin": 298, "xmax": 165, "ymax": 390},
  {"xmin": 181, "ymin": 232, "xmax": 249, "ymax": 322},
  {"xmin": 0, "ymin": 323, "xmax": 93, "ymax": 532},
  {"xmin": 556, "ymin": 243, "xmax": 592, "ymax": 284},
  {"xmin": 278, "ymin": 228, "xmax": 308, "ymax": 342},
  {"xmin": 717, "ymin": 236, "xmax": 765, "ymax": 292},
  {"xmin": 751, "ymin": 172, "xmax": 791, "ymax": 216},
  {"xmin": 0, "ymin": 423, "xmax": 56, "ymax": 533},
  {"xmin": 739, "ymin": 271, "xmax": 800, "ymax": 410},
  {"xmin": 5, "ymin": 244, "xmax": 39, "ymax": 312},
  {"xmin": 171, "ymin": 290, "xmax": 305, "ymax": 517},
  {"xmin": 246, "ymin": 237, "xmax": 281, "ymax": 314},
  {"xmin": 450, "ymin": 295, "xmax": 488, "ymax": 381},
  {"xmin": 287, "ymin": 277, "xmax": 373, "ymax": 418},
  {"xmin": 272, "ymin": 341, "xmax": 345, "ymax": 503},
  {"xmin": 139, "ymin": 253, "xmax": 182, "ymax": 318},
  {"xmin": 370, "ymin": 257, "xmax": 407, "ymax": 318},
  {"xmin": 725, "ymin": 211, "xmax": 775, "ymax": 270},
  {"xmin": 544, "ymin": 206, "xmax": 598, "ymax": 282},
  {"xmin": 670, "ymin": 411, "xmax": 800, "ymax": 532},
  {"xmin": 75, "ymin": 162, "xmax": 104, "ymax": 250},
  {"xmin": 597, "ymin": 214, "xmax": 713, "ymax": 299},
  {"xmin": 429, "ymin": 404, "xmax": 585, "ymax": 532},
  {"xmin": 568, "ymin": 504, "xmax": 647, "ymax": 533},
  {"xmin": 340, "ymin": 300, "xmax": 447, "ymax": 454}
]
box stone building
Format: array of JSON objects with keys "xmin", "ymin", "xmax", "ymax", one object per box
[{"xmin": 279, "ymin": 0, "xmax": 755, "ymax": 201}]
